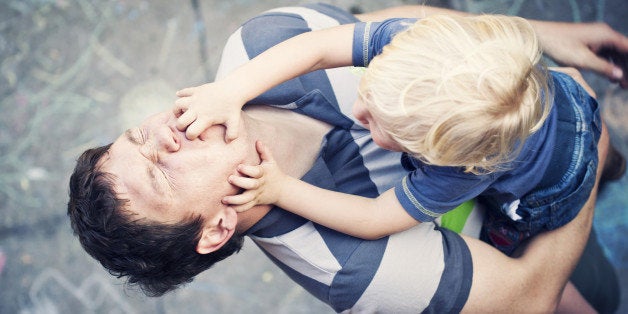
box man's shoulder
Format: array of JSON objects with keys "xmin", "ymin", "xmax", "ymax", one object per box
[
  {"xmin": 243, "ymin": 3, "xmax": 357, "ymax": 29},
  {"xmin": 239, "ymin": 4, "xmax": 357, "ymax": 53},
  {"xmin": 219, "ymin": 4, "xmax": 353, "ymax": 78}
]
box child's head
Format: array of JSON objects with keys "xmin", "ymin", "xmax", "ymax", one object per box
[{"xmin": 358, "ymin": 14, "xmax": 551, "ymax": 173}]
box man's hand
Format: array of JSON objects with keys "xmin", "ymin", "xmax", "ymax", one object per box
[
  {"xmin": 174, "ymin": 81, "xmax": 245, "ymax": 141},
  {"xmin": 223, "ymin": 141, "xmax": 287, "ymax": 212},
  {"xmin": 533, "ymin": 20, "xmax": 628, "ymax": 88}
]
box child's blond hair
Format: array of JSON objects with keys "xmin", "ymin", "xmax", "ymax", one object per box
[{"xmin": 360, "ymin": 14, "xmax": 552, "ymax": 173}]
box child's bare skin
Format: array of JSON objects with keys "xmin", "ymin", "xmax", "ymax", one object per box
[
  {"xmin": 223, "ymin": 141, "xmax": 290, "ymax": 212},
  {"xmin": 174, "ymin": 80, "xmax": 245, "ymax": 141}
]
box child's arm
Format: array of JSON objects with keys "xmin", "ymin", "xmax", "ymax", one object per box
[
  {"xmin": 223, "ymin": 141, "xmax": 419, "ymax": 240},
  {"xmin": 174, "ymin": 23, "xmax": 356, "ymax": 141}
]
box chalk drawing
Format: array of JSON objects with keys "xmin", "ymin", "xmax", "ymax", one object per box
[{"xmin": 23, "ymin": 268, "xmax": 136, "ymax": 314}]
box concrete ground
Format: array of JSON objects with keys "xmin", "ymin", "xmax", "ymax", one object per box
[{"xmin": 1, "ymin": 0, "xmax": 626, "ymax": 313}]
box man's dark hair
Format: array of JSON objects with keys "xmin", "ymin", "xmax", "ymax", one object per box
[{"xmin": 67, "ymin": 144, "xmax": 244, "ymax": 296}]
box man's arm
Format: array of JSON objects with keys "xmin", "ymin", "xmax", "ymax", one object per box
[
  {"xmin": 463, "ymin": 118, "xmax": 608, "ymax": 312},
  {"xmin": 463, "ymin": 175, "xmax": 596, "ymax": 312}
]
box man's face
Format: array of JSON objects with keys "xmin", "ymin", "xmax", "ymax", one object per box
[{"xmin": 100, "ymin": 111, "xmax": 243, "ymax": 224}]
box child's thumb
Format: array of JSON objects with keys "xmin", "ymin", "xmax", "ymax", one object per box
[{"xmin": 225, "ymin": 120, "xmax": 240, "ymax": 142}]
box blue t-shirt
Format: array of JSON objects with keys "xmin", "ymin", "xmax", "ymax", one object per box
[
  {"xmin": 352, "ymin": 18, "xmax": 559, "ymax": 223},
  {"xmin": 217, "ymin": 4, "xmax": 473, "ymax": 313}
]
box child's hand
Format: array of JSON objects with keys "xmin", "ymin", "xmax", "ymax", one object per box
[
  {"xmin": 174, "ymin": 81, "xmax": 245, "ymax": 142},
  {"xmin": 223, "ymin": 141, "xmax": 287, "ymax": 212}
]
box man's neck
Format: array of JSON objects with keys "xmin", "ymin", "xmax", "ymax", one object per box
[{"xmin": 234, "ymin": 105, "xmax": 332, "ymax": 233}]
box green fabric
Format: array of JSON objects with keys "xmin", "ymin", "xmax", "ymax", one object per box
[{"xmin": 440, "ymin": 200, "xmax": 474, "ymax": 233}]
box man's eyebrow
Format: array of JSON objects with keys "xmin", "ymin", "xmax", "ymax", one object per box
[
  {"xmin": 124, "ymin": 128, "xmax": 141, "ymax": 145},
  {"xmin": 124, "ymin": 128, "xmax": 164, "ymax": 194}
]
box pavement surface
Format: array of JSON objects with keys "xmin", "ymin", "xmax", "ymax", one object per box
[{"xmin": 1, "ymin": 0, "xmax": 626, "ymax": 313}]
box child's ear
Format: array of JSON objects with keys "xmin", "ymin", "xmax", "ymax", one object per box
[{"xmin": 196, "ymin": 212, "xmax": 237, "ymax": 254}]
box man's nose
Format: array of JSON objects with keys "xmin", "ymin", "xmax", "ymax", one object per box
[{"xmin": 155, "ymin": 125, "xmax": 181, "ymax": 152}]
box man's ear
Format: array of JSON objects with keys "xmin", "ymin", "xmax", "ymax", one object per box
[{"xmin": 196, "ymin": 211, "xmax": 237, "ymax": 254}]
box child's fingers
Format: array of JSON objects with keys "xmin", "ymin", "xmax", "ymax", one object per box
[
  {"xmin": 223, "ymin": 194, "xmax": 256, "ymax": 212},
  {"xmin": 237, "ymin": 164, "xmax": 264, "ymax": 179},
  {"xmin": 230, "ymin": 203, "xmax": 255, "ymax": 213},
  {"xmin": 176, "ymin": 87, "xmax": 195, "ymax": 97},
  {"xmin": 228, "ymin": 175, "xmax": 261, "ymax": 190},
  {"xmin": 173, "ymin": 96, "xmax": 191, "ymax": 107},
  {"xmin": 224, "ymin": 117, "xmax": 240, "ymax": 142},
  {"xmin": 176, "ymin": 110, "xmax": 197, "ymax": 131},
  {"xmin": 222, "ymin": 191, "xmax": 256, "ymax": 206},
  {"xmin": 173, "ymin": 97, "xmax": 191, "ymax": 117},
  {"xmin": 185, "ymin": 115, "xmax": 213, "ymax": 140},
  {"xmin": 255, "ymin": 141, "xmax": 276, "ymax": 163}
]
